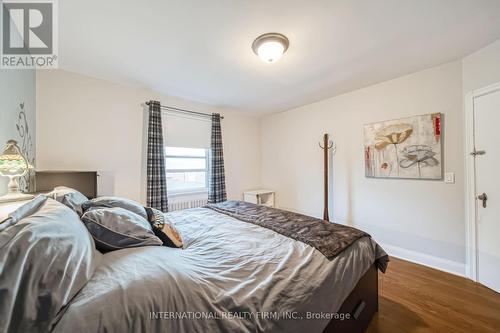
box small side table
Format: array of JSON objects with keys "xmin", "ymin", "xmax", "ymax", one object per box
[
  {"xmin": 0, "ymin": 199, "xmax": 32, "ymax": 223},
  {"xmin": 243, "ymin": 190, "xmax": 275, "ymax": 208}
]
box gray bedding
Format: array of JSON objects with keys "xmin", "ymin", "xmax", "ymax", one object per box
[
  {"xmin": 53, "ymin": 207, "xmax": 387, "ymax": 333},
  {"xmin": 0, "ymin": 198, "xmax": 100, "ymax": 333},
  {"xmin": 207, "ymin": 201, "xmax": 370, "ymax": 261}
]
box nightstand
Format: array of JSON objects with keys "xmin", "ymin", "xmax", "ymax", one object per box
[
  {"xmin": 243, "ymin": 190, "xmax": 275, "ymax": 208},
  {"xmin": 0, "ymin": 199, "xmax": 32, "ymax": 223}
]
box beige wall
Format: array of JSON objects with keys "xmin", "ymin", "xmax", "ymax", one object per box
[
  {"xmin": 35, "ymin": 38, "xmax": 500, "ymax": 276},
  {"xmin": 261, "ymin": 61, "xmax": 465, "ymax": 274},
  {"xmin": 36, "ymin": 70, "xmax": 261, "ymax": 203},
  {"xmin": 0, "ymin": 69, "xmax": 36, "ymax": 195},
  {"xmin": 463, "ymin": 39, "xmax": 500, "ymax": 93}
]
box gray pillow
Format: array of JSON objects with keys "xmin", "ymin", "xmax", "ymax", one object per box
[
  {"xmin": 48, "ymin": 186, "xmax": 89, "ymax": 215},
  {"xmin": 0, "ymin": 198, "xmax": 100, "ymax": 333},
  {"xmin": 81, "ymin": 207, "xmax": 162, "ymax": 252},
  {"xmin": 83, "ymin": 196, "xmax": 147, "ymax": 220}
]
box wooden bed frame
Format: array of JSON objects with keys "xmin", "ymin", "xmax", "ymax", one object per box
[{"xmin": 323, "ymin": 264, "xmax": 378, "ymax": 333}]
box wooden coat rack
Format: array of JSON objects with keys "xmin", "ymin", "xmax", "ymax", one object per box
[{"xmin": 319, "ymin": 133, "xmax": 336, "ymax": 221}]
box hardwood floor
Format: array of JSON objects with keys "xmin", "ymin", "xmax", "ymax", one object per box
[{"xmin": 366, "ymin": 257, "xmax": 500, "ymax": 333}]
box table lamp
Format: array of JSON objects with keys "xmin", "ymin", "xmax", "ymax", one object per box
[{"xmin": 0, "ymin": 140, "xmax": 35, "ymax": 203}]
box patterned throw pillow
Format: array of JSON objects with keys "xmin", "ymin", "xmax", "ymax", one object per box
[{"xmin": 145, "ymin": 207, "xmax": 183, "ymax": 248}]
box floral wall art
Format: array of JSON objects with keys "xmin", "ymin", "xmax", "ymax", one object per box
[
  {"xmin": 17, "ymin": 102, "xmax": 36, "ymax": 192},
  {"xmin": 364, "ymin": 113, "xmax": 442, "ymax": 179}
]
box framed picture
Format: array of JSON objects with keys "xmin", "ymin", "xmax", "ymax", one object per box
[{"xmin": 364, "ymin": 113, "xmax": 442, "ymax": 179}]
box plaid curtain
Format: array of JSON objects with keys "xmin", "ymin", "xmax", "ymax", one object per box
[
  {"xmin": 147, "ymin": 100, "xmax": 168, "ymax": 212},
  {"xmin": 208, "ymin": 113, "xmax": 227, "ymax": 203}
]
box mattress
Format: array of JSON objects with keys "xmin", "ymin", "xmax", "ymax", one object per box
[{"xmin": 52, "ymin": 207, "xmax": 386, "ymax": 333}]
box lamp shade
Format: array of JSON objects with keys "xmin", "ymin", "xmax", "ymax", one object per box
[
  {"xmin": 0, "ymin": 140, "xmax": 29, "ymax": 178},
  {"xmin": 252, "ymin": 33, "xmax": 289, "ymax": 63}
]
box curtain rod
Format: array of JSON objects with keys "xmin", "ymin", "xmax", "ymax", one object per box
[{"xmin": 145, "ymin": 101, "xmax": 224, "ymax": 119}]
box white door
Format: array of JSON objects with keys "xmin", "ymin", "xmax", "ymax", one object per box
[{"xmin": 474, "ymin": 87, "xmax": 500, "ymax": 293}]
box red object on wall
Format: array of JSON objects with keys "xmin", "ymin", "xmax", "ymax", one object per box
[{"xmin": 432, "ymin": 113, "xmax": 441, "ymax": 142}]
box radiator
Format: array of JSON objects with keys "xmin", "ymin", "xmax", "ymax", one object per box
[{"xmin": 168, "ymin": 199, "xmax": 208, "ymax": 212}]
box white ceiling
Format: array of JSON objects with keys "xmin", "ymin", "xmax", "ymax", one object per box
[{"xmin": 59, "ymin": 0, "xmax": 500, "ymax": 114}]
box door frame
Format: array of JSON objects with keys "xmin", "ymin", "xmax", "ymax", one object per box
[{"xmin": 464, "ymin": 81, "xmax": 500, "ymax": 281}]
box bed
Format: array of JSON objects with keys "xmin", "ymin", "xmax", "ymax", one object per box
[
  {"xmin": 52, "ymin": 205, "xmax": 387, "ymax": 333},
  {"xmin": 1, "ymin": 182, "xmax": 387, "ymax": 333}
]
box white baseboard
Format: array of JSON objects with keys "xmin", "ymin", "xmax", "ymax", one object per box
[{"xmin": 380, "ymin": 242, "xmax": 466, "ymax": 277}]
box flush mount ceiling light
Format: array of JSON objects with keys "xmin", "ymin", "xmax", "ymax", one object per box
[{"xmin": 252, "ymin": 33, "xmax": 289, "ymax": 63}]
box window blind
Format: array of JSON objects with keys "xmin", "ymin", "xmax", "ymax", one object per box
[{"xmin": 162, "ymin": 112, "xmax": 211, "ymax": 149}]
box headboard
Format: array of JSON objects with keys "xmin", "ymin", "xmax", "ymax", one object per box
[{"xmin": 35, "ymin": 171, "xmax": 98, "ymax": 199}]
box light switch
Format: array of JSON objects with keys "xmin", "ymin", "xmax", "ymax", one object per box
[{"xmin": 444, "ymin": 172, "xmax": 455, "ymax": 184}]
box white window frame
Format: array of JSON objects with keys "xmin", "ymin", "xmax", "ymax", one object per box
[{"xmin": 165, "ymin": 147, "xmax": 209, "ymax": 196}]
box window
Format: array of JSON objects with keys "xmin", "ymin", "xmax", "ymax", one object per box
[{"xmin": 165, "ymin": 147, "xmax": 208, "ymax": 195}]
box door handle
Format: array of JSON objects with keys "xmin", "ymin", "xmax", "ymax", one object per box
[
  {"xmin": 470, "ymin": 149, "xmax": 486, "ymax": 157},
  {"xmin": 477, "ymin": 193, "xmax": 488, "ymax": 208}
]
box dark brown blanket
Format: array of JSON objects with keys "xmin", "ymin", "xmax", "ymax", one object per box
[{"xmin": 206, "ymin": 201, "xmax": 369, "ymax": 260}]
